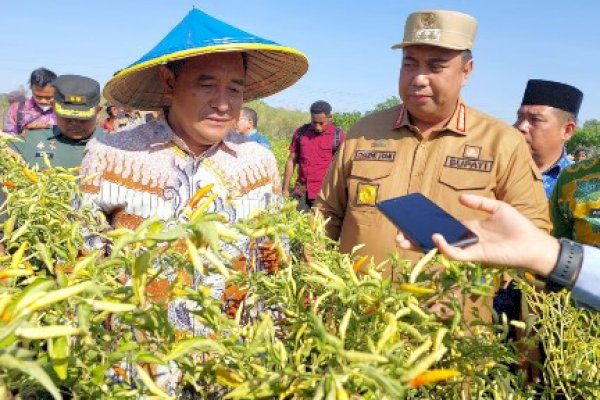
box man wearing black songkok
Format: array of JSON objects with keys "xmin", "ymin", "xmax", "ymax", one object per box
[{"xmin": 514, "ymin": 79, "xmax": 583, "ymax": 198}]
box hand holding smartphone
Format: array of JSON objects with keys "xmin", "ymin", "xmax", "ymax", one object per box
[{"xmin": 376, "ymin": 193, "xmax": 478, "ymax": 252}]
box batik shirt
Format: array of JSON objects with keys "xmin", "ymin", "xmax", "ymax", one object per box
[
  {"xmin": 551, "ymin": 156, "xmax": 600, "ymax": 245},
  {"xmin": 80, "ymin": 120, "xmax": 283, "ymax": 391},
  {"xmin": 80, "ymin": 120, "xmax": 282, "ymax": 328},
  {"xmin": 3, "ymin": 98, "xmax": 57, "ymax": 135},
  {"xmin": 542, "ymin": 148, "xmax": 572, "ymax": 198}
]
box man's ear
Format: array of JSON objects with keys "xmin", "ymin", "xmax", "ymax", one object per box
[
  {"xmin": 461, "ymin": 59, "xmax": 474, "ymax": 87},
  {"xmin": 563, "ymin": 119, "xmax": 577, "ymax": 141},
  {"xmin": 159, "ymin": 65, "xmax": 176, "ymax": 94}
]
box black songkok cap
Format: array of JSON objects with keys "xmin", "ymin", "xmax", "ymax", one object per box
[{"xmin": 521, "ymin": 79, "xmax": 583, "ymax": 118}]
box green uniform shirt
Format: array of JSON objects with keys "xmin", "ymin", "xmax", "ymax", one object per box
[
  {"xmin": 11, "ymin": 126, "xmax": 105, "ymax": 169},
  {"xmin": 550, "ymin": 156, "xmax": 600, "ymax": 245}
]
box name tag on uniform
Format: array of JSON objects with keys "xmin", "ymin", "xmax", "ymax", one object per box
[
  {"xmin": 35, "ymin": 151, "xmax": 54, "ymax": 159},
  {"xmin": 588, "ymin": 209, "xmax": 600, "ymax": 218},
  {"xmin": 354, "ymin": 150, "xmax": 396, "ymax": 161},
  {"xmin": 444, "ymin": 156, "xmax": 493, "ymax": 172}
]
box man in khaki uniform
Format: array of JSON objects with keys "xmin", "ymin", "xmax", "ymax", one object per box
[{"xmin": 315, "ymin": 10, "xmax": 550, "ymax": 269}]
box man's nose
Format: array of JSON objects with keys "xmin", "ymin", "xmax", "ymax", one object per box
[
  {"xmin": 514, "ymin": 119, "xmax": 529, "ymax": 134},
  {"xmin": 211, "ymin": 88, "xmax": 230, "ymax": 112}
]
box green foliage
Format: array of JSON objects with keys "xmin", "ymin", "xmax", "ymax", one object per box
[
  {"xmin": 367, "ymin": 96, "xmax": 402, "ymax": 114},
  {"xmin": 270, "ymin": 138, "xmax": 291, "ymax": 178},
  {"xmin": 332, "ymin": 111, "xmax": 362, "ymax": 132},
  {"xmin": 522, "ymin": 279, "xmax": 600, "ymax": 398},
  {"xmin": 0, "ymin": 94, "xmax": 8, "ymax": 132},
  {"xmin": 245, "ymin": 100, "xmax": 309, "ymax": 141},
  {"xmin": 4, "ymin": 108, "xmax": 600, "ymax": 398},
  {"xmin": 567, "ymin": 119, "xmax": 600, "ymax": 155}
]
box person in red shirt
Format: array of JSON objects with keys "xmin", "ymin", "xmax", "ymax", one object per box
[
  {"xmin": 283, "ymin": 101, "xmax": 345, "ymax": 212},
  {"xmin": 102, "ymin": 105, "xmax": 120, "ymax": 133}
]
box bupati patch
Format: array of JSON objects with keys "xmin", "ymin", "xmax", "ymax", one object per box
[
  {"xmin": 356, "ymin": 183, "xmax": 379, "ymax": 206},
  {"xmin": 444, "ymin": 156, "xmax": 493, "ymax": 172},
  {"xmin": 354, "ymin": 150, "xmax": 396, "ymax": 161}
]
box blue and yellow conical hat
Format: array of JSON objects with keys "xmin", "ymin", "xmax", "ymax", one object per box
[{"xmin": 104, "ymin": 8, "xmax": 309, "ymax": 109}]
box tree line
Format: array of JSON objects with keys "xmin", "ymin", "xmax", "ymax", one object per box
[{"xmin": 1, "ymin": 91, "xmax": 598, "ymax": 155}]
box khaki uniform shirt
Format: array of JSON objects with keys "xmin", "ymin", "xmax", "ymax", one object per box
[{"xmin": 316, "ymin": 102, "xmax": 551, "ymax": 267}]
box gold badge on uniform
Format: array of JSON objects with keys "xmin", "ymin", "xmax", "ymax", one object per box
[
  {"xmin": 371, "ymin": 139, "xmax": 387, "ymax": 148},
  {"xmin": 463, "ymin": 145, "xmax": 481, "ymax": 159},
  {"xmin": 356, "ymin": 183, "xmax": 379, "ymax": 206}
]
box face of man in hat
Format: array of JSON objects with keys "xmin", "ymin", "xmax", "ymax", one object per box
[
  {"xmin": 514, "ymin": 105, "xmax": 575, "ymax": 170},
  {"xmin": 399, "ymin": 45, "xmax": 473, "ymax": 128},
  {"xmin": 57, "ymin": 113, "xmax": 99, "ymax": 141},
  {"xmin": 159, "ymin": 52, "xmax": 245, "ymax": 154}
]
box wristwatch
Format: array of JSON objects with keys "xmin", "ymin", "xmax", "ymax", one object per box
[{"xmin": 545, "ymin": 238, "xmax": 584, "ymax": 292}]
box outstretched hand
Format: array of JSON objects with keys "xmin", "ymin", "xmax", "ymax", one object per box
[{"xmin": 396, "ymin": 194, "xmax": 559, "ymax": 276}]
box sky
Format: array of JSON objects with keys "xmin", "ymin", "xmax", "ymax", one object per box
[{"xmin": 1, "ymin": 1, "xmax": 599, "ymax": 125}]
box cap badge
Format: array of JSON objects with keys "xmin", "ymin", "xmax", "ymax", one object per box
[
  {"xmin": 67, "ymin": 95, "xmax": 87, "ymax": 104},
  {"xmin": 413, "ymin": 12, "xmax": 441, "ymax": 43},
  {"xmin": 420, "ymin": 13, "xmax": 437, "ymax": 28}
]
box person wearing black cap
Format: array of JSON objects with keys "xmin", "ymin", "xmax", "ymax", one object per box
[
  {"xmin": 514, "ymin": 79, "xmax": 583, "ymax": 198},
  {"xmin": 11, "ymin": 74, "xmax": 105, "ymax": 169}
]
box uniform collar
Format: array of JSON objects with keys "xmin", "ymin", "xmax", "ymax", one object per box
[
  {"xmin": 392, "ymin": 100, "xmax": 468, "ymax": 135},
  {"xmin": 544, "ymin": 148, "xmax": 573, "ymax": 176},
  {"xmin": 305, "ymin": 123, "xmax": 336, "ymax": 135},
  {"xmin": 52, "ymin": 125, "xmax": 97, "ymax": 144},
  {"xmin": 150, "ymin": 120, "xmax": 237, "ymax": 157}
]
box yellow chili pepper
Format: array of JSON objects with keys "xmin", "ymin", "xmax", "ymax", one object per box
[
  {"xmin": 399, "ymin": 283, "xmax": 436, "ymax": 295},
  {"xmin": 0, "ymin": 269, "xmax": 33, "ymax": 280},
  {"xmin": 22, "ymin": 167, "xmax": 38, "ymax": 184},
  {"xmin": 188, "ymin": 183, "xmax": 214, "ymax": 208},
  {"xmin": 10, "ymin": 241, "xmax": 29, "ymax": 270},
  {"xmin": 190, "ymin": 192, "xmax": 218, "ymax": 220},
  {"xmin": 524, "ymin": 272, "xmax": 537, "ymax": 282},
  {"xmin": 215, "ymin": 365, "xmax": 245, "ymax": 387},
  {"xmin": 15, "ymin": 325, "xmax": 83, "ymax": 339},
  {"xmin": 408, "ymin": 369, "xmax": 461, "ymax": 388},
  {"xmin": 352, "ymin": 255, "xmax": 369, "ymax": 273}
]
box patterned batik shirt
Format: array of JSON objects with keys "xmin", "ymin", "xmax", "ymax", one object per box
[
  {"xmin": 542, "ymin": 148, "xmax": 573, "ymax": 198},
  {"xmin": 551, "ymin": 156, "xmax": 600, "ymax": 245},
  {"xmin": 80, "ymin": 120, "xmax": 282, "ymax": 327},
  {"xmin": 3, "ymin": 98, "xmax": 57, "ymax": 135},
  {"xmin": 80, "ymin": 120, "xmax": 284, "ymax": 392}
]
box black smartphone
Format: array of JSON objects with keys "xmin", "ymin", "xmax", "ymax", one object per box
[{"xmin": 376, "ymin": 193, "xmax": 478, "ymax": 252}]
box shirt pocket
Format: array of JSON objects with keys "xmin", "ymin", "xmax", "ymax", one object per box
[
  {"xmin": 347, "ymin": 161, "xmax": 394, "ymax": 225},
  {"xmin": 318, "ymin": 140, "xmax": 333, "ymax": 160},
  {"xmin": 438, "ymin": 167, "xmax": 491, "ymax": 191}
]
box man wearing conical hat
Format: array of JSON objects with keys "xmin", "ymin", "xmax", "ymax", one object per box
[
  {"xmin": 79, "ymin": 9, "xmax": 307, "ymax": 388},
  {"xmin": 315, "ymin": 10, "xmax": 550, "ymax": 323}
]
